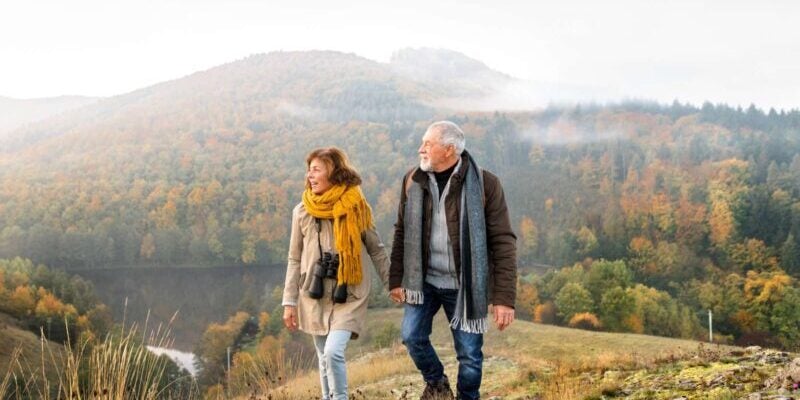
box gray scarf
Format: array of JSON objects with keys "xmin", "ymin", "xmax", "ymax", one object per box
[{"xmin": 402, "ymin": 151, "xmax": 489, "ymax": 333}]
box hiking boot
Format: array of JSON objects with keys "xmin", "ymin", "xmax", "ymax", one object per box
[{"xmin": 420, "ymin": 375, "xmax": 454, "ymax": 400}]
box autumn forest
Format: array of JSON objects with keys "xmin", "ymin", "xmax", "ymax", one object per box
[{"xmin": 2, "ymin": 49, "xmax": 800, "ymax": 363}]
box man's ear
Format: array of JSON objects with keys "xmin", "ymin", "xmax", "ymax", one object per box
[{"xmin": 447, "ymin": 145, "xmax": 457, "ymax": 159}]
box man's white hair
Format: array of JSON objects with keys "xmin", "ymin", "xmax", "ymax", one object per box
[{"xmin": 426, "ymin": 121, "xmax": 465, "ymax": 155}]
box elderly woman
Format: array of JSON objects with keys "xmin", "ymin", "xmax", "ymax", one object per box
[{"xmin": 282, "ymin": 147, "xmax": 390, "ymax": 400}]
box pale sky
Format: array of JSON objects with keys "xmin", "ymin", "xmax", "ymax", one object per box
[{"xmin": 2, "ymin": 0, "xmax": 799, "ymax": 110}]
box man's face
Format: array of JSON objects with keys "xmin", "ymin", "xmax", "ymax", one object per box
[{"xmin": 418, "ymin": 129, "xmax": 453, "ymax": 172}]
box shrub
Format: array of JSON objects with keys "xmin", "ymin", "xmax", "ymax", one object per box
[{"xmin": 568, "ymin": 312, "xmax": 602, "ymax": 331}]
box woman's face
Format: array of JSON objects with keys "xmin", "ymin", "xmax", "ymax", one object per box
[{"xmin": 307, "ymin": 158, "xmax": 333, "ymax": 195}]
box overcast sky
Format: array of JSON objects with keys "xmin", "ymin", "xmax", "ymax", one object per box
[{"xmin": 2, "ymin": 0, "xmax": 798, "ymax": 110}]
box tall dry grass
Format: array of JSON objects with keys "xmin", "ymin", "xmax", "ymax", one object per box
[
  {"xmin": 1, "ymin": 315, "xmax": 196, "ymax": 399},
  {"xmin": 225, "ymin": 344, "xmax": 317, "ymax": 400},
  {"xmin": 248, "ymin": 345, "xmax": 416, "ymax": 400}
]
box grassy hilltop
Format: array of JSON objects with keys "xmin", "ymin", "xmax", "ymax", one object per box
[{"xmin": 263, "ymin": 308, "xmax": 800, "ymax": 400}]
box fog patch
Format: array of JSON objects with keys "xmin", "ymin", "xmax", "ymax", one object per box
[
  {"xmin": 518, "ymin": 115, "xmax": 625, "ymax": 146},
  {"xmin": 275, "ymin": 100, "xmax": 323, "ymax": 119}
]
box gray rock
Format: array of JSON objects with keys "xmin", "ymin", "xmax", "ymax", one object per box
[
  {"xmin": 620, "ymin": 387, "xmax": 634, "ymax": 396},
  {"xmin": 745, "ymin": 346, "xmax": 763, "ymax": 354},
  {"xmin": 676, "ymin": 379, "xmax": 697, "ymax": 390},
  {"xmin": 706, "ymin": 373, "xmax": 726, "ymax": 387},
  {"xmin": 788, "ymin": 358, "xmax": 800, "ymax": 381},
  {"xmin": 735, "ymin": 365, "xmax": 757, "ymax": 373}
]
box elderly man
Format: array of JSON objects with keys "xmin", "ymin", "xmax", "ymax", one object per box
[{"xmin": 389, "ymin": 121, "xmax": 518, "ymax": 400}]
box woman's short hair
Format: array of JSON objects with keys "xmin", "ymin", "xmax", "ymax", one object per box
[{"xmin": 305, "ymin": 147, "xmax": 362, "ymax": 187}]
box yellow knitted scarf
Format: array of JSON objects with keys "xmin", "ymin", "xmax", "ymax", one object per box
[{"xmin": 302, "ymin": 184, "xmax": 373, "ymax": 285}]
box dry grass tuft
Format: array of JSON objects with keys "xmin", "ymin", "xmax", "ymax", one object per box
[{"xmin": 2, "ymin": 318, "xmax": 193, "ymax": 400}]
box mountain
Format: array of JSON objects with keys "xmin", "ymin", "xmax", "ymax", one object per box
[
  {"xmin": 0, "ymin": 95, "xmax": 98, "ymax": 136},
  {"xmin": 0, "ymin": 50, "xmax": 463, "ymax": 153},
  {"xmin": 1, "ymin": 48, "xmax": 799, "ymax": 351},
  {"xmin": 390, "ymin": 47, "xmax": 610, "ymax": 110},
  {"xmin": 0, "ymin": 48, "xmax": 536, "ymax": 153},
  {"xmin": 391, "ymin": 47, "xmax": 513, "ymax": 94}
]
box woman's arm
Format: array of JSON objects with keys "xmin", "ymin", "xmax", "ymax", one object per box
[
  {"xmin": 282, "ymin": 205, "xmax": 303, "ymax": 307},
  {"xmin": 363, "ymin": 227, "xmax": 390, "ymax": 290}
]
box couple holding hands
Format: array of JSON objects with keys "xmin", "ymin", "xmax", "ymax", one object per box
[{"xmin": 282, "ymin": 121, "xmax": 517, "ymax": 400}]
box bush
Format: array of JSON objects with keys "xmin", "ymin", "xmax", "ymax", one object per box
[
  {"xmin": 534, "ymin": 301, "xmax": 557, "ymax": 324},
  {"xmin": 568, "ymin": 312, "xmax": 602, "ymax": 331}
]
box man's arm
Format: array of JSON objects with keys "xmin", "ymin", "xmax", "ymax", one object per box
[
  {"xmin": 483, "ymin": 171, "xmax": 518, "ymax": 308},
  {"xmin": 389, "ymin": 172, "xmax": 410, "ymax": 290}
]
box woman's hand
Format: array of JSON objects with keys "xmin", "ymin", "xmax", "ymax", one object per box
[{"xmin": 283, "ymin": 305, "xmax": 298, "ymax": 331}]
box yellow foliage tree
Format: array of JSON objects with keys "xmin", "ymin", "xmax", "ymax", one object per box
[
  {"xmin": 708, "ymin": 198, "xmax": 734, "ymax": 247},
  {"xmin": 744, "ymin": 270, "xmax": 792, "ymax": 304},
  {"xmin": 34, "ymin": 289, "xmax": 78, "ymax": 319},
  {"xmin": 515, "ymin": 280, "xmax": 540, "ymax": 320},
  {"xmin": 518, "ymin": 216, "xmax": 539, "ymax": 261},
  {"xmin": 8, "ymin": 286, "xmax": 35, "ymax": 316},
  {"xmin": 623, "ymin": 314, "xmax": 644, "ymax": 334}
]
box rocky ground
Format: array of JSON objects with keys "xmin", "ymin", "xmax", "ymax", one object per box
[
  {"xmin": 588, "ymin": 346, "xmax": 800, "ymax": 400},
  {"xmin": 265, "ymin": 311, "xmax": 800, "ymax": 399},
  {"xmin": 344, "ymin": 345, "xmax": 800, "ymax": 399}
]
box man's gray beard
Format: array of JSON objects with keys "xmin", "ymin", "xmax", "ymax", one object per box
[{"xmin": 419, "ymin": 159, "xmax": 432, "ymax": 172}]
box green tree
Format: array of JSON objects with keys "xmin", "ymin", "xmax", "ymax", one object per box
[
  {"xmin": 586, "ymin": 259, "xmax": 632, "ymax": 303},
  {"xmin": 780, "ymin": 233, "xmax": 800, "ymax": 275},
  {"xmin": 599, "ymin": 286, "xmax": 636, "ymax": 332},
  {"xmin": 770, "ymin": 286, "xmax": 800, "ymax": 350},
  {"xmin": 554, "ymin": 282, "xmax": 594, "ymax": 323}
]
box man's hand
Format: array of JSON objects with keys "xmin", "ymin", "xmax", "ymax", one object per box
[
  {"xmin": 492, "ymin": 304, "xmax": 515, "ymax": 331},
  {"xmin": 389, "ymin": 287, "xmax": 405, "ymax": 304},
  {"xmin": 283, "ymin": 305, "xmax": 298, "ymax": 331}
]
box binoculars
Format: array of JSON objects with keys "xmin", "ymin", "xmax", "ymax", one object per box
[{"xmin": 307, "ymin": 252, "xmax": 347, "ymax": 303}]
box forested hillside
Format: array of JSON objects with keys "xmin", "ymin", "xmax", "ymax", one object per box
[{"xmin": 1, "ymin": 49, "xmax": 799, "ymax": 348}]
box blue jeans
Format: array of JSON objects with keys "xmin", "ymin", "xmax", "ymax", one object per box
[
  {"xmin": 401, "ymin": 283, "xmax": 483, "ymax": 400},
  {"xmin": 312, "ymin": 330, "xmax": 351, "ymax": 400}
]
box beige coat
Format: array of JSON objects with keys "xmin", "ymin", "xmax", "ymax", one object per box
[{"xmin": 282, "ymin": 203, "xmax": 390, "ymax": 339}]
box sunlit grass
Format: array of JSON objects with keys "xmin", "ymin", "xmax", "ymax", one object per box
[
  {"xmin": 4, "ymin": 307, "xmax": 742, "ymax": 400},
  {"xmin": 1, "ymin": 315, "xmax": 196, "ymax": 399},
  {"xmin": 263, "ymin": 308, "xmax": 738, "ymax": 400}
]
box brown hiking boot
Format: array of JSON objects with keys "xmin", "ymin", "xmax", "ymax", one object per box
[{"xmin": 420, "ymin": 375, "xmax": 453, "ymax": 400}]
